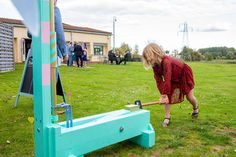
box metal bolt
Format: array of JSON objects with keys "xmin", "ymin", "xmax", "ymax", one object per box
[{"xmin": 119, "ymin": 127, "xmax": 124, "ymax": 132}]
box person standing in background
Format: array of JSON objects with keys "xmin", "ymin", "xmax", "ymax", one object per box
[
  {"xmin": 82, "ymin": 43, "xmax": 88, "ymax": 67},
  {"xmin": 74, "ymin": 43, "xmax": 84, "ymax": 68},
  {"xmin": 67, "ymin": 42, "xmax": 74, "ymax": 66}
]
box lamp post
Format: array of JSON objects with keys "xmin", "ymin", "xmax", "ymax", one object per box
[{"xmin": 113, "ymin": 16, "xmax": 117, "ymax": 54}]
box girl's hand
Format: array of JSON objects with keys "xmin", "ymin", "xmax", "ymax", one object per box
[{"xmin": 159, "ymin": 95, "xmax": 169, "ymax": 104}]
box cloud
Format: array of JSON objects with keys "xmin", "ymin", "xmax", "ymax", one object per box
[
  {"xmin": 59, "ymin": 0, "xmax": 236, "ymax": 18},
  {"xmin": 195, "ymin": 27, "xmax": 227, "ymax": 32},
  {"xmin": 59, "ymin": 0, "xmax": 168, "ymax": 17},
  {"xmin": 57, "ymin": 0, "xmax": 236, "ymax": 32},
  {"xmin": 193, "ymin": 23, "xmax": 231, "ymax": 32}
]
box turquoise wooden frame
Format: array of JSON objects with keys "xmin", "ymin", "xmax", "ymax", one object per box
[
  {"xmin": 48, "ymin": 109, "xmax": 155, "ymax": 157},
  {"xmin": 32, "ymin": 1, "xmax": 155, "ymax": 157}
]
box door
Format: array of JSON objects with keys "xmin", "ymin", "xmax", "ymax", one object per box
[{"xmin": 21, "ymin": 38, "xmax": 26, "ymax": 62}]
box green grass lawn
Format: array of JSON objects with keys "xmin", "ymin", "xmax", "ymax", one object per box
[{"xmin": 0, "ymin": 62, "xmax": 236, "ymax": 157}]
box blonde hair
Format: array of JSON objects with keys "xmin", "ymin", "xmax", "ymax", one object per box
[{"xmin": 142, "ymin": 43, "xmax": 165, "ymax": 69}]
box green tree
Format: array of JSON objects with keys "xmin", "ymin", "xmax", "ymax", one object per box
[
  {"xmin": 180, "ymin": 47, "xmax": 193, "ymax": 61},
  {"xmin": 226, "ymin": 51, "xmax": 235, "ymax": 59},
  {"xmin": 198, "ymin": 47, "xmax": 236, "ymax": 60},
  {"xmin": 204, "ymin": 53, "xmax": 213, "ymax": 61},
  {"xmin": 194, "ymin": 52, "xmax": 203, "ymax": 61},
  {"xmin": 116, "ymin": 42, "xmax": 132, "ymax": 56}
]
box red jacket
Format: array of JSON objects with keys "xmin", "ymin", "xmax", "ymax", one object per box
[{"xmin": 152, "ymin": 56, "xmax": 194, "ymax": 104}]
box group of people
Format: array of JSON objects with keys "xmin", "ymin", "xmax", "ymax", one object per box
[
  {"xmin": 108, "ymin": 50, "xmax": 131, "ymax": 65},
  {"xmin": 67, "ymin": 42, "xmax": 88, "ymax": 68},
  {"xmin": 52, "ymin": 0, "xmax": 87, "ymax": 68}
]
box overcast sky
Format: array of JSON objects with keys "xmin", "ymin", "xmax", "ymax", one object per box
[{"xmin": 0, "ymin": 0, "xmax": 236, "ymax": 52}]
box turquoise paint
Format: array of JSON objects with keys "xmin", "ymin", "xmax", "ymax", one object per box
[
  {"xmin": 60, "ymin": 110, "xmax": 131, "ymax": 128},
  {"xmin": 41, "ymin": 1, "xmax": 50, "ymax": 22},
  {"xmin": 47, "ymin": 109, "xmax": 155, "ymax": 157},
  {"xmin": 130, "ymin": 124, "xmax": 155, "ymax": 148},
  {"xmin": 51, "ymin": 115, "xmax": 59, "ymax": 123},
  {"xmin": 32, "ymin": 0, "xmax": 51, "ymax": 157}
]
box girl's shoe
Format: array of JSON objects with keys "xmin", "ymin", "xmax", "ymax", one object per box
[
  {"xmin": 162, "ymin": 117, "xmax": 171, "ymax": 127},
  {"xmin": 192, "ymin": 106, "xmax": 199, "ymax": 119}
]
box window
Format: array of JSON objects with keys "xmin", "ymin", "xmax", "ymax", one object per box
[{"xmin": 94, "ymin": 45, "xmax": 103, "ymax": 56}]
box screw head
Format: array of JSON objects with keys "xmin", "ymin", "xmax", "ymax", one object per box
[{"xmin": 119, "ymin": 127, "xmax": 124, "ymax": 132}]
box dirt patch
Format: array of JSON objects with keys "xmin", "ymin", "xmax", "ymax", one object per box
[
  {"xmin": 216, "ymin": 127, "xmax": 236, "ymax": 139},
  {"xmin": 211, "ymin": 145, "xmax": 225, "ymax": 153},
  {"xmin": 150, "ymin": 151, "xmax": 161, "ymax": 157}
]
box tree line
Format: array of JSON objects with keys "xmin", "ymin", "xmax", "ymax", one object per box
[
  {"xmin": 179, "ymin": 46, "xmax": 236, "ymax": 61},
  {"xmin": 113, "ymin": 43, "xmax": 236, "ymax": 62}
]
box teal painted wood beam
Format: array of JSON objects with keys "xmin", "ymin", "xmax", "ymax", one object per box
[
  {"xmin": 32, "ymin": 0, "xmax": 52, "ymax": 156},
  {"xmin": 47, "ymin": 109, "xmax": 155, "ymax": 157}
]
